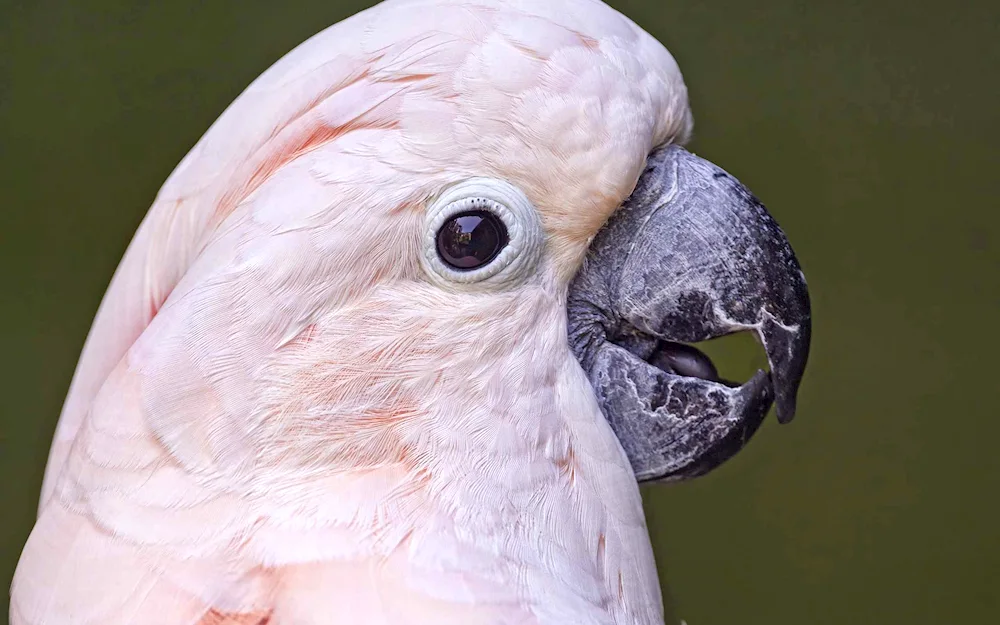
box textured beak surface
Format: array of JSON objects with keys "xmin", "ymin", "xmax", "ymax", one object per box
[{"xmin": 569, "ymin": 146, "xmax": 812, "ymax": 482}]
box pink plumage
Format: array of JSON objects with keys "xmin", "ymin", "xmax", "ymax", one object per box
[{"xmin": 12, "ymin": 1, "xmax": 694, "ymax": 623}]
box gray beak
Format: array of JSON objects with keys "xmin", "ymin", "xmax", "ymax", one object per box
[{"xmin": 568, "ymin": 146, "xmax": 812, "ymax": 482}]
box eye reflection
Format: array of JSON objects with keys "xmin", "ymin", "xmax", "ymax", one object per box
[{"xmin": 436, "ymin": 210, "xmax": 509, "ymax": 270}]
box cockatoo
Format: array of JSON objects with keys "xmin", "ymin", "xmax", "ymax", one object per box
[{"xmin": 11, "ymin": 0, "xmax": 811, "ymax": 624}]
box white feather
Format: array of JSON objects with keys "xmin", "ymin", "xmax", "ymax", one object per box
[{"xmin": 14, "ymin": 1, "xmax": 693, "ymax": 623}]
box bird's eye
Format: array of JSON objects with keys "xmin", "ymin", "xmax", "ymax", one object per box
[
  {"xmin": 436, "ymin": 210, "xmax": 509, "ymax": 270},
  {"xmin": 421, "ymin": 177, "xmax": 543, "ymax": 289}
]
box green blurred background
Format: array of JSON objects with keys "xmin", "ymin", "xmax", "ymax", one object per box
[{"xmin": 1, "ymin": 1, "xmax": 996, "ymax": 623}]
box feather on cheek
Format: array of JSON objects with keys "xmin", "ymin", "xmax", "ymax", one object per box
[{"xmin": 249, "ymin": 287, "xmax": 568, "ymax": 474}]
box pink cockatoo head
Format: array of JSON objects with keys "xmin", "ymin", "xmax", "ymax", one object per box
[{"xmin": 13, "ymin": 1, "xmax": 810, "ymax": 624}]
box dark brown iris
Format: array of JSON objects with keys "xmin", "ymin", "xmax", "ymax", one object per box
[{"xmin": 435, "ymin": 210, "xmax": 509, "ymax": 270}]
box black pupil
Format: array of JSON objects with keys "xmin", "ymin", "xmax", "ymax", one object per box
[{"xmin": 436, "ymin": 210, "xmax": 509, "ymax": 270}]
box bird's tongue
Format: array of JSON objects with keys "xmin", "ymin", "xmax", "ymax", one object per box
[{"xmin": 647, "ymin": 341, "xmax": 722, "ymax": 384}]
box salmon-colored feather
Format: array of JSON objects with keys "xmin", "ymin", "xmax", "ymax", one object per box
[
  {"xmin": 14, "ymin": 1, "xmax": 694, "ymax": 623},
  {"xmin": 195, "ymin": 609, "xmax": 272, "ymax": 625}
]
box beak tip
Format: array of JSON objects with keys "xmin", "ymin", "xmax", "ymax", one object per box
[
  {"xmin": 775, "ymin": 395, "xmax": 797, "ymax": 424},
  {"xmin": 760, "ymin": 318, "xmax": 810, "ymax": 427}
]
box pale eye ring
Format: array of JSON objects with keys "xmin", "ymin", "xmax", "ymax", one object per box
[{"xmin": 421, "ymin": 178, "xmax": 544, "ymax": 289}]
